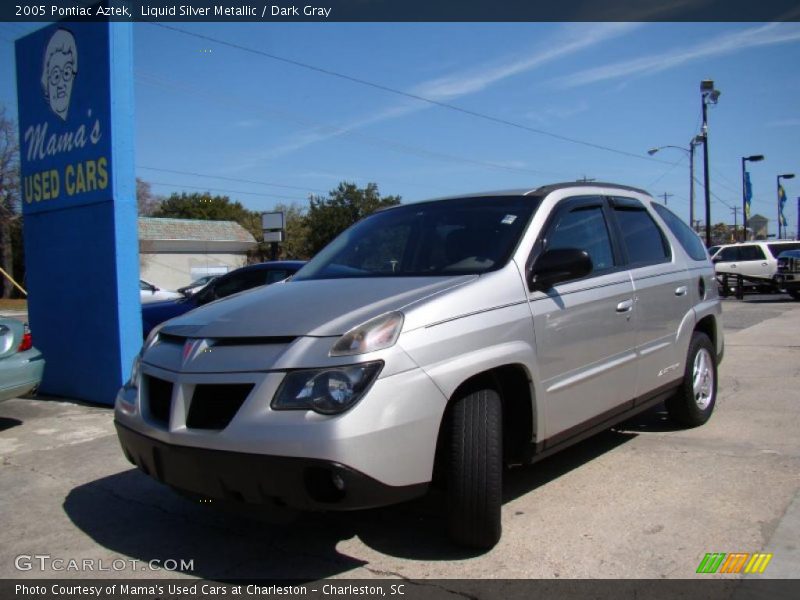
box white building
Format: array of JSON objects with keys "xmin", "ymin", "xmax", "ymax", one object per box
[{"xmin": 139, "ymin": 218, "xmax": 257, "ymax": 290}]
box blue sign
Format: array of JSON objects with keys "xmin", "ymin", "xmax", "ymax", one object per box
[
  {"xmin": 17, "ymin": 24, "xmax": 113, "ymax": 214},
  {"xmin": 16, "ymin": 23, "xmax": 141, "ymax": 405}
]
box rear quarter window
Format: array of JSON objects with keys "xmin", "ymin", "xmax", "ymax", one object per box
[
  {"xmin": 652, "ymin": 203, "xmax": 708, "ymax": 261},
  {"xmin": 768, "ymin": 243, "xmax": 800, "ymax": 258}
]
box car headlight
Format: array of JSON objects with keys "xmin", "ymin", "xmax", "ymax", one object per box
[
  {"xmin": 329, "ymin": 312, "xmax": 404, "ymax": 357},
  {"xmin": 271, "ymin": 361, "xmax": 383, "ymax": 415},
  {"xmin": 123, "ymin": 324, "xmax": 164, "ymax": 391},
  {"xmin": 126, "ymin": 353, "xmax": 142, "ymax": 389}
]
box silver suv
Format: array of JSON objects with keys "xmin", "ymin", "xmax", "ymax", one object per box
[{"xmin": 115, "ymin": 183, "xmax": 723, "ymax": 548}]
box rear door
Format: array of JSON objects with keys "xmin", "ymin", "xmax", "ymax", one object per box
[
  {"xmin": 528, "ymin": 196, "xmax": 637, "ymax": 440},
  {"xmin": 608, "ymin": 197, "xmax": 691, "ymax": 397},
  {"xmin": 736, "ymin": 245, "xmax": 770, "ymax": 280}
]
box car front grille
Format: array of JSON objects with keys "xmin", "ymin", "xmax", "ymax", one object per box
[{"xmin": 186, "ymin": 384, "xmax": 254, "ymax": 430}]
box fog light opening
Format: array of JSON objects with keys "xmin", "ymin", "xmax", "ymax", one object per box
[{"xmin": 304, "ymin": 467, "xmax": 346, "ymax": 503}]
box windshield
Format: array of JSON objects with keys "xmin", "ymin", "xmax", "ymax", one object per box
[{"xmin": 294, "ymin": 196, "xmax": 539, "ymax": 280}]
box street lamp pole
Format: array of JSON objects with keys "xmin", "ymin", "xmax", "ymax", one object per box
[
  {"xmin": 688, "ymin": 136, "xmax": 702, "ymax": 230},
  {"xmin": 700, "ymin": 80, "xmax": 720, "ymax": 247},
  {"xmin": 647, "ymin": 136, "xmax": 703, "ymax": 229},
  {"xmin": 741, "ymin": 154, "xmax": 765, "ymax": 241},
  {"xmin": 777, "ymin": 173, "xmax": 795, "ymax": 239}
]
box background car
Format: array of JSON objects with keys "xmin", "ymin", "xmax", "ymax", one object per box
[
  {"xmin": 776, "ymin": 249, "xmax": 800, "ymax": 300},
  {"xmin": 140, "ymin": 279, "xmax": 182, "ymax": 304},
  {"xmin": 712, "ymin": 240, "xmax": 800, "ymax": 295},
  {"xmin": 0, "ymin": 318, "xmax": 45, "ymax": 402},
  {"xmin": 142, "ymin": 261, "xmax": 305, "ymax": 337},
  {"xmin": 177, "ymin": 275, "xmax": 219, "ymax": 297}
]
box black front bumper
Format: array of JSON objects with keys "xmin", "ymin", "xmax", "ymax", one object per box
[{"xmin": 115, "ymin": 422, "xmax": 428, "ymax": 511}]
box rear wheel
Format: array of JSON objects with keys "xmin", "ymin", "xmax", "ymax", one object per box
[
  {"xmin": 446, "ymin": 388, "xmax": 503, "ymax": 549},
  {"xmin": 666, "ymin": 332, "xmax": 717, "ymax": 427}
]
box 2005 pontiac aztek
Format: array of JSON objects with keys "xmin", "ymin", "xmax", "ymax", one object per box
[{"xmin": 115, "ymin": 182, "xmax": 723, "ymax": 548}]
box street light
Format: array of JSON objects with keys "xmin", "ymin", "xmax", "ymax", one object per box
[
  {"xmin": 648, "ymin": 135, "xmax": 704, "ymax": 229},
  {"xmin": 741, "ymin": 154, "xmax": 764, "ymax": 241},
  {"xmin": 777, "ymin": 173, "xmax": 795, "ymax": 239},
  {"xmin": 700, "ymin": 80, "xmax": 720, "ymax": 246}
]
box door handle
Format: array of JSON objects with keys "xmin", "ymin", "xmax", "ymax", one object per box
[
  {"xmin": 616, "ymin": 299, "xmax": 633, "ymax": 313},
  {"xmin": 675, "ymin": 286, "xmax": 688, "ymax": 296},
  {"xmin": 730, "ymin": 264, "xmax": 737, "ymax": 268},
  {"xmin": 761, "ymin": 262, "xmax": 768, "ymax": 266}
]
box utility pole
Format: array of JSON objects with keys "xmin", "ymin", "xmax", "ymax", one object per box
[
  {"xmin": 660, "ymin": 192, "xmax": 673, "ymax": 206},
  {"xmin": 577, "ymin": 175, "xmax": 595, "ymax": 183},
  {"xmin": 700, "ymin": 80, "xmax": 720, "ymax": 247},
  {"xmin": 731, "ymin": 207, "xmax": 740, "ymax": 241}
]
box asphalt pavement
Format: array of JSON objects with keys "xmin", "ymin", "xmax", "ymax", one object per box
[{"xmin": 0, "ymin": 295, "xmax": 798, "ymax": 581}]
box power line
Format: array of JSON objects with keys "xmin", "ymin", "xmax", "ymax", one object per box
[
  {"xmin": 137, "ymin": 166, "xmax": 328, "ymax": 194},
  {"xmin": 152, "ymin": 23, "xmax": 675, "ymax": 166},
  {"xmin": 135, "ymin": 70, "xmax": 575, "ymax": 180},
  {"xmin": 146, "ymin": 180, "xmax": 303, "ymax": 203}
]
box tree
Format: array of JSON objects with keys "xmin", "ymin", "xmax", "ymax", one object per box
[
  {"xmin": 153, "ymin": 192, "xmax": 255, "ymax": 228},
  {"xmin": 136, "ymin": 177, "xmax": 161, "ymax": 216},
  {"xmin": 272, "ymin": 202, "xmax": 311, "ymax": 260},
  {"xmin": 305, "ymin": 182, "xmax": 401, "ymax": 256},
  {"xmin": 0, "ymin": 106, "xmax": 21, "ymax": 298}
]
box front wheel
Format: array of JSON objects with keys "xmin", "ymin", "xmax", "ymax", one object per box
[
  {"xmin": 666, "ymin": 332, "xmax": 717, "ymax": 427},
  {"xmin": 446, "ymin": 388, "xmax": 503, "ymax": 549}
]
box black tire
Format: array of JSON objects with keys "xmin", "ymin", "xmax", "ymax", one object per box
[
  {"xmin": 446, "ymin": 388, "xmax": 503, "ymax": 549},
  {"xmin": 788, "ymin": 289, "xmax": 800, "ymax": 301},
  {"xmin": 666, "ymin": 332, "xmax": 717, "ymax": 427}
]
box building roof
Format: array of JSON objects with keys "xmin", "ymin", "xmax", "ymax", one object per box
[{"xmin": 138, "ymin": 217, "xmax": 256, "ymax": 243}]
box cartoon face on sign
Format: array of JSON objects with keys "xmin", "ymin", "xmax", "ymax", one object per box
[{"xmin": 41, "ymin": 29, "xmax": 78, "ymax": 121}]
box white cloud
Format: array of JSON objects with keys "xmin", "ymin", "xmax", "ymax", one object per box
[
  {"xmin": 553, "ymin": 23, "xmax": 800, "ymax": 89},
  {"xmin": 766, "ymin": 118, "xmax": 800, "ymax": 128},
  {"xmin": 261, "ymin": 23, "xmax": 639, "ymax": 159}
]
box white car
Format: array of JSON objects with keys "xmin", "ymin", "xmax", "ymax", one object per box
[
  {"xmin": 139, "ymin": 279, "xmax": 182, "ymax": 304},
  {"xmin": 713, "ymin": 241, "xmax": 800, "ymax": 289}
]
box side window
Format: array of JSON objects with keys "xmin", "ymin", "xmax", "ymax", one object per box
[
  {"xmin": 545, "ymin": 204, "xmax": 615, "ymax": 274},
  {"xmin": 213, "ymin": 270, "xmax": 265, "ymax": 299},
  {"xmin": 265, "ymin": 269, "xmax": 290, "ymax": 285},
  {"xmin": 717, "ymin": 247, "xmax": 739, "ymax": 262},
  {"xmin": 738, "ymin": 245, "xmax": 766, "ymax": 261},
  {"xmin": 652, "ymin": 203, "xmax": 707, "ymax": 261},
  {"xmin": 768, "ymin": 242, "xmax": 800, "ymax": 257},
  {"xmin": 611, "ymin": 198, "xmax": 670, "ymax": 266}
]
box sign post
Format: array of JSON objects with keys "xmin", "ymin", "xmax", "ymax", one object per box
[
  {"xmin": 15, "ymin": 22, "xmax": 140, "ymax": 405},
  {"xmin": 261, "ymin": 211, "xmax": 285, "ymax": 261}
]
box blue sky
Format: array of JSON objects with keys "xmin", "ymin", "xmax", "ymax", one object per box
[{"xmin": 1, "ymin": 21, "xmax": 799, "ymax": 237}]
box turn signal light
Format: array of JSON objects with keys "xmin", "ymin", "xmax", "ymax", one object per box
[{"xmin": 17, "ymin": 329, "xmax": 32, "ymax": 352}]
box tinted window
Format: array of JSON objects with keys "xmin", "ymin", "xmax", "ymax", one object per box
[
  {"xmin": 265, "ymin": 269, "xmax": 290, "ymax": 284},
  {"xmin": 212, "ymin": 269, "xmax": 267, "ymax": 298},
  {"xmin": 768, "ymin": 243, "xmax": 800, "ymax": 258},
  {"xmin": 545, "ymin": 204, "xmax": 615, "ymax": 273},
  {"xmin": 295, "ymin": 196, "xmax": 538, "ymax": 280},
  {"xmin": 611, "ymin": 199, "xmax": 670, "ymax": 266},
  {"xmin": 717, "ymin": 247, "xmax": 739, "ymax": 262},
  {"xmin": 738, "ymin": 245, "xmax": 766, "ymax": 261},
  {"xmin": 652, "ymin": 203, "xmax": 707, "ymax": 261}
]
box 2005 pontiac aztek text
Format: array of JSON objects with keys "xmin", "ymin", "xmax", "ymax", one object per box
[{"xmin": 115, "ymin": 182, "xmax": 723, "ymax": 548}]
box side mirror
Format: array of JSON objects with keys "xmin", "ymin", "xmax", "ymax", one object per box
[
  {"xmin": 529, "ymin": 248, "xmax": 593, "ymax": 291},
  {"xmin": 711, "ymin": 256, "xmax": 721, "ymax": 263}
]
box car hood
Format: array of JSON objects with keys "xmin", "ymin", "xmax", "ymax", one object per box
[{"xmin": 159, "ymin": 276, "xmax": 476, "ymax": 338}]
